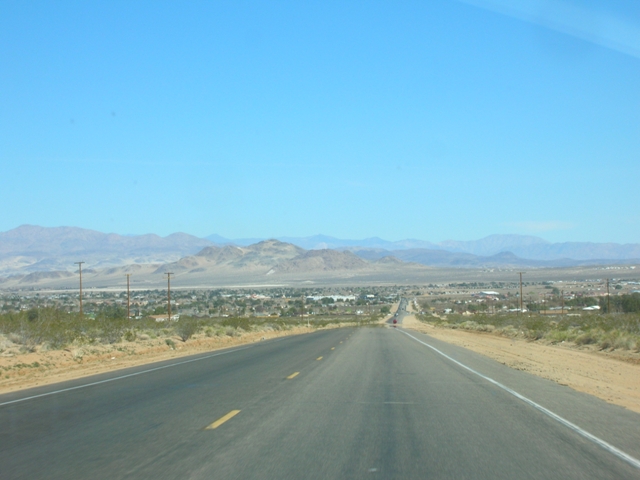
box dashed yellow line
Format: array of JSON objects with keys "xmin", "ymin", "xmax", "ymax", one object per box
[
  {"xmin": 206, "ymin": 410, "xmax": 241, "ymax": 430},
  {"xmin": 316, "ymin": 356, "xmax": 323, "ymax": 360},
  {"xmin": 331, "ymin": 347, "xmax": 335, "ymax": 350},
  {"xmin": 287, "ymin": 372, "xmax": 300, "ymax": 379}
]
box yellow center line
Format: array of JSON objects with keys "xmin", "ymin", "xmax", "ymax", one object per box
[
  {"xmin": 331, "ymin": 347, "xmax": 335, "ymax": 350},
  {"xmin": 287, "ymin": 372, "xmax": 300, "ymax": 379},
  {"xmin": 340, "ymin": 341, "xmax": 343, "ymax": 344},
  {"xmin": 316, "ymin": 356, "xmax": 323, "ymax": 360},
  {"xmin": 206, "ymin": 410, "xmax": 241, "ymax": 430}
]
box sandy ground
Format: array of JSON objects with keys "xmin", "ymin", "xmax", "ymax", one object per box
[
  {"xmin": 401, "ymin": 312, "xmax": 640, "ymax": 414},
  {"xmin": 0, "ymin": 326, "xmax": 324, "ymax": 395}
]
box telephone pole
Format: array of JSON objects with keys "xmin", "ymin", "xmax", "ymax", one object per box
[
  {"xmin": 301, "ymin": 292, "xmax": 308, "ymax": 328},
  {"xmin": 75, "ymin": 261, "xmax": 85, "ymax": 317},
  {"xmin": 165, "ymin": 273, "xmax": 173, "ymax": 321},
  {"xmin": 126, "ymin": 274, "xmax": 131, "ymax": 319},
  {"xmin": 518, "ymin": 272, "xmax": 525, "ymax": 314},
  {"xmin": 606, "ymin": 279, "xmax": 611, "ymax": 314}
]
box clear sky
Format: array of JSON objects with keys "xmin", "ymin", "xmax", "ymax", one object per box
[{"xmin": 1, "ymin": 0, "xmax": 638, "ymax": 243}]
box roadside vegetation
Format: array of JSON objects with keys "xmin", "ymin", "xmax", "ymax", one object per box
[
  {"xmin": 417, "ymin": 311, "xmax": 640, "ymax": 353},
  {"xmin": 0, "ymin": 307, "xmax": 383, "ymax": 355}
]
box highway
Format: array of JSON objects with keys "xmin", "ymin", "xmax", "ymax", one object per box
[
  {"xmin": 1, "ymin": 321, "xmax": 640, "ymax": 479},
  {"xmin": 387, "ymin": 297, "xmax": 410, "ymax": 326}
]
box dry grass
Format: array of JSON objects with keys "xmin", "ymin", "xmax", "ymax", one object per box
[{"xmin": 418, "ymin": 312, "xmax": 640, "ymax": 353}]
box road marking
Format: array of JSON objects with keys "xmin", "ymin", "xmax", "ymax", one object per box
[
  {"xmin": 287, "ymin": 372, "xmax": 299, "ymax": 379},
  {"xmin": 316, "ymin": 356, "xmax": 323, "ymax": 360},
  {"xmin": 331, "ymin": 347, "xmax": 335, "ymax": 350},
  {"xmin": 0, "ymin": 345, "xmax": 256, "ymax": 408},
  {"xmin": 206, "ymin": 410, "xmax": 241, "ymax": 429},
  {"xmin": 340, "ymin": 341, "xmax": 343, "ymax": 344},
  {"xmin": 396, "ymin": 329, "xmax": 640, "ymax": 471}
]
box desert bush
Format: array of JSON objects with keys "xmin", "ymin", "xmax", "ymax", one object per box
[
  {"xmin": 574, "ymin": 331, "xmax": 600, "ymax": 345},
  {"xmin": 123, "ymin": 330, "xmax": 137, "ymax": 342},
  {"xmin": 220, "ymin": 317, "xmax": 253, "ymax": 331},
  {"xmin": 176, "ymin": 317, "xmax": 200, "ymax": 342},
  {"xmin": 418, "ymin": 311, "xmax": 640, "ymax": 352}
]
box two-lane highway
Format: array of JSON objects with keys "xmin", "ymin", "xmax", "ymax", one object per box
[
  {"xmin": 386, "ymin": 297, "xmax": 409, "ymax": 326},
  {"xmin": 1, "ymin": 326, "xmax": 639, "ymax": 479}
]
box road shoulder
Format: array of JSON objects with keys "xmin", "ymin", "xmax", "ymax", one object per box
[{"xmin": 402, "ymin": 314, "xmax": 640, "ymax": 414}]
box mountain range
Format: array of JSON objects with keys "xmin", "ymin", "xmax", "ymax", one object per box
[
  {"xmin": 0, "ymin": 226, "xmax": 638, "ymax": 284},
  {"xmin": 206, "ymin": 233, "xmax": 640, "ymax": 261},
  {"xmin": 0, "ymin": 225, "xmax": 213, "ymax": 276}
]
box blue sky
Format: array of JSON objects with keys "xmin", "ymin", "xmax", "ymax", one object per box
[{"xmin": 1, "ymin": 0, "xmax": 638, "ymax": 243}]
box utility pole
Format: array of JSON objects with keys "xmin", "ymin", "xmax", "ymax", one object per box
[
  {"xmin": 165, "ymin": 273, "xmax": 173, "ymax": 321},
  {"xmin": 561, "ymin": 290, "xmax": 565, "ymax": 315},
  {"xmin": 518, "ymin": 272, "xmax": 525, "ymax": 314},
  {"xmin": 75, "ymin": 262, "xmax": 85, "ymax": 317},
  {"xmin": 606, "ymin": 279, "xmax": 611, "ymax": 314},
  {"xmin": 126, "ymin": 274, "xmax": 131, "ymax": 319},
  {"xmin": 301, "ymin": 292, "xmax": 308, "ymax": 328}
]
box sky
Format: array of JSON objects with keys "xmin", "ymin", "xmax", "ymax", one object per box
[{"xmin": 1, "ymin": 0, "xmax": 639, "ymax": 243}]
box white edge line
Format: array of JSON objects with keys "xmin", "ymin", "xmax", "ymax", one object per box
[
  {"xmin": 0, "ymin": 345, "xmax": 255, "ymax": 407},
  {"xmin": 396, "ymin": 328, "xmax": 640, "ymax": 471}
]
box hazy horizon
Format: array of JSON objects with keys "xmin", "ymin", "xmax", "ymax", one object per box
[{"xmin": 3, "ymin": 223, "xmax": 640, "ymax": 247}]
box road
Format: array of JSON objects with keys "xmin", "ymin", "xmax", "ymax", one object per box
[
  {"xmin": 386, "ymin": 297, "xmax": 410, "ymax": 326},
  {"xmin": 1, "ymin": 325, "xmax": 640, "ymax": 479}
]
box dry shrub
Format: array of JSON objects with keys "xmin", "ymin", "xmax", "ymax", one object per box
[{"xmin": 575, "ymin": 332, "xmax": 599, "ymax": 345}]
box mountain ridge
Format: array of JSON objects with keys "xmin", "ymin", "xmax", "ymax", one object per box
[
  {"xmin": 207, "ymin": 232, "xmax": 640, "ymax": 261},
  {"xmin": 0, "ymin": 225, "xmax": 638, "ymax": 280}
]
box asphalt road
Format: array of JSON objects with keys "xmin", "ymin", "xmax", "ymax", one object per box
[
  {"xmin": 386, "ymin": 297, "xmax": 409, "ymax": 326},
  {"xmin": 1, "ymin": 326, "xmax": 640, "ymax": 479}
]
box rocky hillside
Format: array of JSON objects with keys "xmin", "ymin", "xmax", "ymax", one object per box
[
  {"xmin": 155, "ymin": 240, "xmax": 305, "ymax": 274},
  {"xmin": 267, "ymin": 249, "xmax": 369, "ymax": 274}
]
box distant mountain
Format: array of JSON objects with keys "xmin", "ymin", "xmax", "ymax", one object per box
[
  {"xmin": 204, "ymin": 234, "xmax": 265, "ymax": 246},
  {"xmin": 435, "ymin": 235, "xmax": 640, "ymax": 260},
  {"xmin": 0, "ymin": 225, "xmax": 214, "ymax": 275},
  {"xmin": 274, "ymin": 235, "xmax": 437, "ymax": 251},
  {"xmin": 206, "ymin": 233, "xmax": 439, "ymax": 251},
  {"xmin": 350, "ymin": 247, "xmax": 640, "ymax": 268},
  {"xmin": 2, "ymin": 226, "xmax": 639, "ymax": 281},
  {"xmin": 205, "ymin": 233, "xmax": 640, "ymax": 263},
  {"xmin": 504, "ymin": 242, "xmax": 640, "ymax": 261},
  {"xmin": 155, "ymin": 240, "xmax": 305, "ymax": 274},
  {"xmin": 267, "ymin": 249, "xmax": 369, "ymax": 274},
  {"xmin": 350, "ymin": 248, "xmax": 541, "ymax": 268},
  {"xmin": 437, "ymin": 235, "xmax": 549, "ymax": 256},
  {"xmin": 3, "ymin": 234, "xmax": 639, "ymax": 290}
]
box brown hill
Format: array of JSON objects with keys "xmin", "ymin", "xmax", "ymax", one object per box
[
  {"xmin": 156, "ymin": 240, "xmax": 304, "ymax": 274},
  {"xmin": 269, "ymin": 249, "xmax": 369, "ymax": 274}
]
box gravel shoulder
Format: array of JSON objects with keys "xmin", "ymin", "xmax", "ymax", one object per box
[{"xmin": 402, "ymin": 314, "xmax": 640, "ymax": 414}]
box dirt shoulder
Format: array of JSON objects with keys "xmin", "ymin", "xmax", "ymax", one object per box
[
  {"xmin": 0, "ymin": 326, "xmax": 334, "ymax": 395},
  {"xmin": 402, "ymin": 314, "xmax": 640, "ymax": 414}
]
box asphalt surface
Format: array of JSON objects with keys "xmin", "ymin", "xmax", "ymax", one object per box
[
  {"xmin": 386, "ymin": 297, "xmax": 409, "ymax": 326},
  {"xmin": 1, "ymin": 323, "xmax": 640, "ymax": 479}
]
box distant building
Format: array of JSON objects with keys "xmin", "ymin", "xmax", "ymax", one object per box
[
  {"xmin": 479, "ymin": 291, "xmax": 500, "ymax": 297},
  {"xmin": 150, "ymin": 314, "xmax": 180, "ymax": 322}
]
